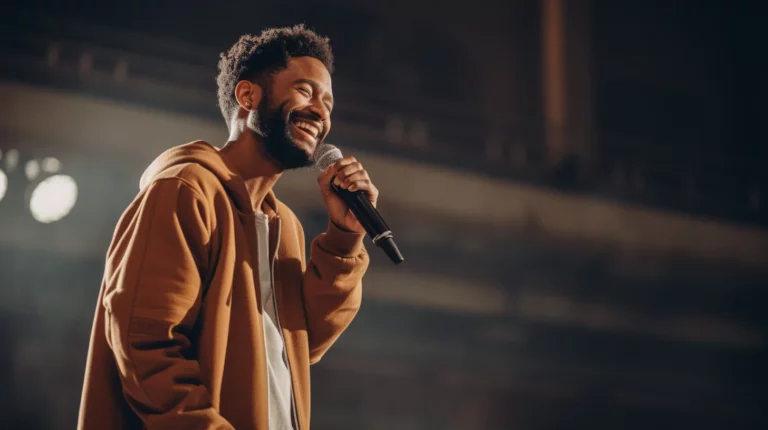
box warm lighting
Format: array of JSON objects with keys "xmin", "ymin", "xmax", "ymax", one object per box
[{"xmin": 29, "ymin": 174, "xmax": 78, "ymax": 223}]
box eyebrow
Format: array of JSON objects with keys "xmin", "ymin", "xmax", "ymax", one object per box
[{"xmin": 294, "ymin": 78, "xmax": 334, "ymax": 107}]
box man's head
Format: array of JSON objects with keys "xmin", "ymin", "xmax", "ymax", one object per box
[{"xmin": 216, "ymin": 25, "xmax": 335, "ymax": 169}]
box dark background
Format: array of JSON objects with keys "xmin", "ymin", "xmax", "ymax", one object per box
[{"xmin": 1, "ymin": 1, "xmax": 766, "ymax": 429}]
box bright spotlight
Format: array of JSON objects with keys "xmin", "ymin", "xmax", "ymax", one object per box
[
  {"xmin": 29, "ymin": 174, "xmax": 78, "ymax": 223},
  {"xmin": 0, "ymin": 168, "xmax": 7, "ymax": 202}
]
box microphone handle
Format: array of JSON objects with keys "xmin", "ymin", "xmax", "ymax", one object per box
[
  {"xmin": 331, "ymin": 183, "xmax": 391, "ymax": 242},
  {"xmin": 330, "ymin": 182, "xmax": 404, "ymax": 264}
]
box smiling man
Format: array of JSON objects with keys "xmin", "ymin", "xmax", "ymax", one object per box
[{"xmin": 78, "ymin": 25, "xmax": 375, "ymax": 430}]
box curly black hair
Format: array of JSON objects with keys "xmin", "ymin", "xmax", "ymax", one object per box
[{"xmin": 216, "ymin": 24, "xmax": 335, "ymax": 127}]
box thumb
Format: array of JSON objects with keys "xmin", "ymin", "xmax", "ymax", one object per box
[{"xmin": 316, "ymin": 163, "xmax": 339, "ymax": 197}]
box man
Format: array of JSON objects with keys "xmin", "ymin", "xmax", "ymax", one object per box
[{"xmin": 78, "ymin": 25, "xmax": 375, "ymax": 430}]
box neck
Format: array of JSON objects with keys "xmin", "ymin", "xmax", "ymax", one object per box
[{"xmin": 220, "ymin": 124, "xmax": 283, "ymax": 214}]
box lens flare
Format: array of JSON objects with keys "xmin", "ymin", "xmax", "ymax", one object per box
[{"xmin": 29, "ymin": 174, "xmax": 78, "ymax": 223}]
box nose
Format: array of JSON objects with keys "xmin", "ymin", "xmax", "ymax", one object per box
[{"xmin": 308, "ymin": 98, "xmax": 330, "ymax": 121}]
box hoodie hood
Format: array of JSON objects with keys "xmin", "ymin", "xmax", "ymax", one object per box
[{"xmin": 140, "ymin": 140, "xmax": 274, "ymax": 215}]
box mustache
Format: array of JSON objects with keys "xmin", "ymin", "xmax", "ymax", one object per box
[{"xmin": 289, "ymin": 110, "xmax": 322, "ymax": 123}]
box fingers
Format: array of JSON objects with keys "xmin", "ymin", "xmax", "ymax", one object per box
[
  {"xmin": 345, "ymin": 179, "xmax": 369, "ymax": 192},
  {"xmin": 317, "ymin": 157, "xmax": 352, "ymax": 197},
  {"xmin": 334, "ymin": 170, "xmax": 369, "ymax": 189},
  {"xmin": 348, "ymin": 180, "xmax": 378, "ymax": 196},
  {"xmin": 334, "ymin": 163, "xmax": 374, "ymax": 195},
  {"xmin": 317, "ymin": 156, "xmax": 357, "ymax": 187},
  {"xmin": 318, "ymin": 156, "xmax": 365, "ymax": 190},
  {"xmin": 316, "ymin": 155, "xmax": 379, "ymax": 206},
  {"xmin": 338, "ymin": 169, "xmax": 378, "ymax": 206},
  {"xmin": 333, "ymin": 161, "xmax": 364, "ymax": 184}
]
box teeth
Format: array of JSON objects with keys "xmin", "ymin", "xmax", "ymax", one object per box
[{"xmin": 294, "ymin": 120, "xmax": 319, "ymax": 138}]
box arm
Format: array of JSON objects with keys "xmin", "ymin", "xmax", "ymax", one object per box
[
  {"xmin": 301, "ymin": 219, "xmax": 369, "ymax": 363},
  {"xmin": 103, "ymin": 178, "xmax": 234, "ymax": 429},
  {"xmin": 301, "ymin": 154, "xmax": 377, "ymax": 363}
]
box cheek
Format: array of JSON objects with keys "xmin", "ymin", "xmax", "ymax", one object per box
[{"xmin": 285, "ymin": 93, "xmax": 309, "ymax": 110}]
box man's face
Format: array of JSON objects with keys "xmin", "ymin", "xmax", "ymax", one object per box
[{"xmin": 247, "ymin": 56, "xmax": 334, "ymax": 170}]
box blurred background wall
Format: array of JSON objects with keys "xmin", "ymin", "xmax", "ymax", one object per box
[{"xmin": 0, "ymin": 1, "xmax": 766, "ymax": 429}]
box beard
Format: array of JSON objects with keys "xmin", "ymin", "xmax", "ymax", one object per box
[{"xmin": 246, "ymin": 97, "xmax": 317, "ymax": 170}]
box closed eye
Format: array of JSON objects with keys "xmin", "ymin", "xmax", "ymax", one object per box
[{"xmin": 297, "ymin": 87, "xmax": 312, "ymax": 97}]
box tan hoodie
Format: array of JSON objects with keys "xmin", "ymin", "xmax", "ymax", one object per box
[{"xmin": 78, "ymin": 141, "xmax": 368, "ymax": 430}]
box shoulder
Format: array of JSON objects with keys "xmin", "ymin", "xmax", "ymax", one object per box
[
  {"xmin": 147, "ymin": 163, "xmax": 224, "ymax": 202},
  {"xmin": 276, "ymin": 199, "xmax": 303, "ymax": 226},
  {"xmin": 276, "ymin": 199, "xmax": 298, "ymax": 221}
]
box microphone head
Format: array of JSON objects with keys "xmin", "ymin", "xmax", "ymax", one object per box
[{"xmin": 313, "ymin": 143, "xmax": 343, "ymax": 171}]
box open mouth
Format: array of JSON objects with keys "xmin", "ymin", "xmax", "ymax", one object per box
[{"xmin": 290, "ymin": 118, "xmax": 321, "ymax": 143}]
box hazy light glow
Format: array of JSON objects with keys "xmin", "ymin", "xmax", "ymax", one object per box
[
  {"xmin": 5, "ymin": 149, "xmax": 19, "ymax": 171},
  {"xmin": 25, "ymin": 160, "xmax": 40, "ymax": 181},
  {"xmin": 29, "ymin": 174, "xmax": 78, "ymax": 223},
  {"xmin": 41, "ymin": 157, "xmax": 62, "ymax": 173},
  {"xmin": 0, "ymin": 169, "xmax": 7, "ymax": 202}
]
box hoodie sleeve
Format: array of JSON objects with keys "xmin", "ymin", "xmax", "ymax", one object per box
[
  {"xmin": 301, "ymin": 219, "xmax": 369, "ymax": 363},
  {"xmin": 102, "ymin": 178, "xmax": 234, "ymax": 430}
]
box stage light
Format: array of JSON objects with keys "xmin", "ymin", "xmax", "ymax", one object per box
[
  {"xmin": 0, "ymin": 168, "xmax": 7, "ymax": 202},
  {"xmin": 29, "ymin": 174, "xmax": 78, "ymax": 223},
  {"xmin": 41, "ymin": 157, "xmax": 62, "ymax": 173},
  {"xmin": 4, "ymin": 149, "xmax": 19, "ymax": 171},
  {"xmin": 0, "ymin": 148, "xmax": 11, "ymax": 203},
  {"xmin": 25, "ymin": 160, "xmax": 40, "ymax": 180}
]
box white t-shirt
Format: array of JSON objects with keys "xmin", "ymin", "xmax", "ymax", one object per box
[{"xmin": 254, "ymin": 214, "xmax": 294, "ymax": 429}]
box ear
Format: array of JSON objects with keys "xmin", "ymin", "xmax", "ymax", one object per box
[{"xmin": 235, "ymin": 80, "xmax": 263, "ymax": 111}]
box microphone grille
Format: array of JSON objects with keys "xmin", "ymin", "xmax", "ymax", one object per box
[{"xmin": 313, "ymin": 143, "xmax": 343, "ymax": 171}]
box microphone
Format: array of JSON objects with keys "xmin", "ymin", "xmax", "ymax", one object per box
[{"xmin": 314, "ymin": 144, "xmax": 404, "ymax": 265}]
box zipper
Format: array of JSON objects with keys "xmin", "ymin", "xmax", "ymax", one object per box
[{"xmin": 268, "ymin": 215, "xmax": 301, "ymax": 429}]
